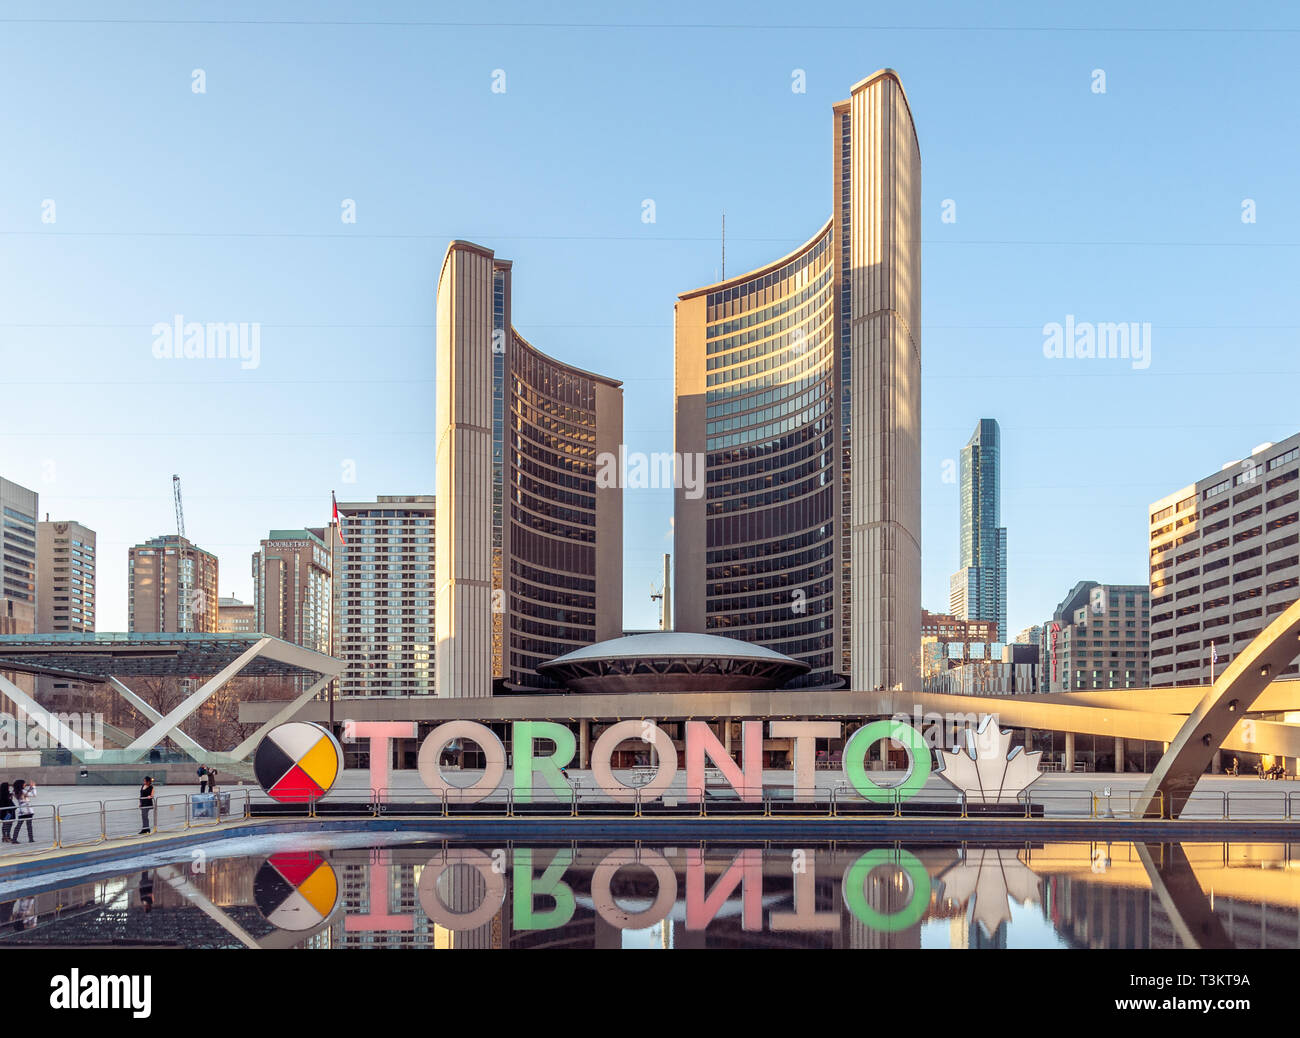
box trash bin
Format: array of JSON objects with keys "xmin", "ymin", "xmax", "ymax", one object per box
[
  {"xmin": 191, "ymin": 793, "xmax": 217, "ymax": 819},
  {"xmin": 217, "ymin": 792, "xmax": 231, "ymax": 817}
]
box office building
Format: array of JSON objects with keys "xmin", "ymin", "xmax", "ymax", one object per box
[
  {"xmin": 674, "ymin": 69, "xmax": 922, "ymax": 690},
  {"xmin": 252, "ymin": 529, "xmax": 332, "ymax": 654},
  {"xmin": 1148, "ymin": 432, "xmax": 1300, "ymax": 686},
  {"xmin": 1039, "ymin": 581, "xmax": 1149, "ymax": 692},
  {"xmin": 36, "ymin": 519, "xmax": 96, "ymax": 708},
  {"xmin": 330, "ymin": 495, "xmax": 435, "ymax": 697},
  {"xmin": 127, "ymin": 534, "xmax": 219, "ymax": 633},
  {"xmin": 436, "ymin": 241, "xmax": 624, "ymax": 697},
  {"xmin": 217, "ymin": 596, "xmax": 256, "ymax": 633},
  {"xmin": 1, "ymin": 477, "xmax": 38, "ymax": 608},
  {"xmin": 949, "ymin": 418, "xmax": 1007, "ymax": 641}
]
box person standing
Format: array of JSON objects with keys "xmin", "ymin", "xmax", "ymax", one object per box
[
  {"xmin": 0, "ymin": 783, "xmax": 13, "ymax": 844},
  {"xmin": 138, "ymin": 776, "xmax": 155, "ymax": 835},
  {"xmin": 207, "ymin": 767, "xmax": 218, "ymax": 794},
  {"xmin": 11, "ymin": 781, "xmax": 35, "ymax": 843},
  {"xmin": 197, "ymin": 764, "xmax": 208, "ymax": 794}
]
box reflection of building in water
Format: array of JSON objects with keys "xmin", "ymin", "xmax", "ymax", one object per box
[
  {"xmin": 1043, "ymin": 875, "xmax": 1152, "ymax": 949},
  {"xmin": 1149, "ymin": 894, "xmax": 1300, "ymax": 949}
]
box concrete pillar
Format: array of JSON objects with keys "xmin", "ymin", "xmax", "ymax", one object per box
[
  {"xmin": 723, "ymin": 718, "xmax": 732, "ymax": 754},
  {"xmin": 1023, "ymin": 728, "xmax": 1033, "ymax": 752},
  {"xmin": 1114, "ymin": 738, "xmax": 1124, "ymax": 773},
  {"xmin": 579, "ymin": 720, "xmax": 590, "ymax": 769},
  {"xmin": 1064, "ymin": 732, "xmax": 1075, "ymax": 773},
  {"xmin": 1212, "ymin": 749, "xmax": 1222, "ymax": 775}
]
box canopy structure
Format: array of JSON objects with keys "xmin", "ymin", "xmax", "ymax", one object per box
[{"xmin": 0, "ymin": 633, "xmax": 344, "ymax": 764}]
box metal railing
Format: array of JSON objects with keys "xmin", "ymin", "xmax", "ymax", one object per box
[{"xmin": 0, "ymin": 790, "xmax": 251, "ymax": 858}]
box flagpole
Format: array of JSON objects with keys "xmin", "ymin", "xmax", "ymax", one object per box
[{"xmin": 329, "ymin": 491, "xmax": 336, "ymax": 735}]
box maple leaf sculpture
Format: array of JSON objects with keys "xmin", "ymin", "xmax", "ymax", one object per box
[{"xmin": 936, "ymin": 716, "xmax": 1044, "ymax": 805}]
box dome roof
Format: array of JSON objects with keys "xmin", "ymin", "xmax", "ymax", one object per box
[{"xmin": 537, "ymin": 632, "xmax": 809, "ymax": 693}]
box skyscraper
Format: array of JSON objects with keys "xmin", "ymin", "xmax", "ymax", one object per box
[
  {"xmin": 949, "ymin": 418, "xmax": 1007, "ymax": 642},
  {"xmin": 436, "ymin": 241, "xmax": 624, "ymax": 697},
  {"xmin": 0, "ymin": 477, "xmax": 38, "ymax": 609},
  {"xmin": 252, "ymin": 529, "xmax": 332, "ymax": 654},
  {"xmin": 36, "ymin": 519, "xmax": 96, "ymax": 708},
  {"xmin": 674, "ymin": 69, "xmax": 921, "ymax": 690},
  {"xmin": 330, "ymin": 495, "xmax": 435, "ymax": 697},
  {"xmin": 127, "ymin": 534, "xmax": 219, "ymax": 633}
]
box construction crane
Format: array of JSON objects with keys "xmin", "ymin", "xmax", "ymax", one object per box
[
  {"xmin": 173, "ymin": 475, "xmax": 190, "ymax": 633},
  {"xmin": 649, "ymin": 553, "xmax": 672, "ymax": 631}
]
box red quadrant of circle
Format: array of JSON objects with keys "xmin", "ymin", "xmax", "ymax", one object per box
[
  {"xmin": 268, "ymin": 852, "xmax": 325, "ymax": 888},
  {"xmin": 268, "ymin": 764, "xmax": 325, "ymax": 803}
]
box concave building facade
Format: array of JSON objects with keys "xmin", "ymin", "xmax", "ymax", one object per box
[{"xmin": 675, "ymin": 70, "xmax": 922, "ymax": 691}]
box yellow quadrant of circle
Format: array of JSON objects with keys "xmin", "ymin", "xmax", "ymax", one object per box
[
  {"xmin": 296, "ymin": 734, "xmax": 339, "ymax": 791},
  {"xmin": 297, "ymin": 861, "xmax": 338, "ymax": 918}
]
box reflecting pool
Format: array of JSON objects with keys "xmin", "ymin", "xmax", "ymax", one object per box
[{"xmin": 3, "ymin": 840, "xmax": 1298, "ymax": 949}]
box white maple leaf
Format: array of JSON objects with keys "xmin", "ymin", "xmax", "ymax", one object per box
[{"xmin": 935, "ymin": 715, "xmax": 1044, "ymax": 805}]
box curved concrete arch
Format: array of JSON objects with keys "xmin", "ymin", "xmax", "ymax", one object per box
[{"xmin": 1135, "ymin": 596, "xmax": 1300, "ymax": 819}]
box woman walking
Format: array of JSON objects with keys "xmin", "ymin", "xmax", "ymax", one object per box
[
  {"xmin": 0, "ymin": 783, "xmax": 14, "ymax": 844},
  {"xmin": 11, "ymin": 780, "xmax": 35, "ymax": 843}
]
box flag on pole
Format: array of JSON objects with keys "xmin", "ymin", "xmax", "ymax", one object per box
[
  {"xmin": 1212, "ymin": 642, "xmax": 1219, "ymax": 665},
  {"xmin": 333, "ymin": 491, "xmax": 346, "ymax": 544}
]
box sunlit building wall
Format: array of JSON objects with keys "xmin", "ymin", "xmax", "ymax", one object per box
[{"xmin": 675, "ymin": 70, "xmax": 921, "ymax": 690}]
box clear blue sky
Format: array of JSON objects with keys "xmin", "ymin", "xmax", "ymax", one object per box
[{"xmin": 2, "ymin": 0, "xmax": 1299, "ymax": 638}]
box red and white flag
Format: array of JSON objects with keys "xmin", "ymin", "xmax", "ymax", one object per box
[{"xmin": 333, "ymin": 492, "xmax": 346, "ymax": 544}]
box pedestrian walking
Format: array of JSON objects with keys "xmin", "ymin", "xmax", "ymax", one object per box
[
  {"xmin": 138, "ymin": 776, "xmax": 155, "ymax": 835},
  {"xmin": 11, "ymin": 780, "xmax": 35, "ymax": 843},
  {"xmin": 197, "ymin": 764, "xmax": 208, "ymax": 794},
  {"xmin": 0, "ymin": 783, "xmax": 13, "ymax": 844}
]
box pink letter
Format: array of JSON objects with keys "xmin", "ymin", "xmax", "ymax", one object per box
[
  {"xmin": 350, "ymin": 721, "xmax": 417, "ymax": 797},
  {"xmin": 686, "ymin": 720, "xmax": 763, "ymax": 802}
]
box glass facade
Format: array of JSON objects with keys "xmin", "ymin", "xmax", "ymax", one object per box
[
  {"xmin": 505, "ymin": 336, "xmax": 602, "ymax": 686},
  {"xmin": 701, "ymin": 225, "xmax": 838, "ymax": 686},
  {"xmin": 951, "ymin": 419, "xmax": 1007, "ymax": 642}
]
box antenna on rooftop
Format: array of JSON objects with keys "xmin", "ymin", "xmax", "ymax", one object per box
[{"xmin": 721, "ymin": 212, "xmax": 725, "ymax": 280}]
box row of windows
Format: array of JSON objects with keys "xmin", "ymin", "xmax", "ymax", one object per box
[
  {"xmin": 705, "ymin": 271, "xmax": 834, "ymax": 362},
  {"xmin": 704, "ymin": 233, "xmax": 831, "ymax": 327}
]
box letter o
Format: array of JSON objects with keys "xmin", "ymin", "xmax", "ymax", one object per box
[
  {"xmin": 843, "ymin": 720, "xmax": 931, "ymax": 802},
  {"xmin": 591, "ymin": 720, "xmax": 678, "ymax": 803},
  {"xmin": 417, "ymin": 721, "xmax": 506, "ymax": 803},
  {"xmin": 417, "ymin": 849, "xmax": 506, "ymax": 930},
  {"xmin": 591, "ymin": 849, "xmax": 678, "ymax": 929},
  {"xmin": 842, "ymin": 849, "xmax": 931, "ymax": 932}
]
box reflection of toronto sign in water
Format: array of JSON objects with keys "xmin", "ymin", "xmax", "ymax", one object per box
[
  {"xmin": 341, "ymin": 716, "xmax": 1034, "ymax": 804},
  {"xmin": 350, "ymin": 846, "xmax": 939, "ymax": 934}
]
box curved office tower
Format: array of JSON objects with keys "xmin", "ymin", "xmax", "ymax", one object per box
[
  {"xmin": 436, "ymin": 241, "xmax": 623, "ymax": 697},
  {"xmin": 675, "ymin": 70, "xmax": 921, "ymax": 690}
]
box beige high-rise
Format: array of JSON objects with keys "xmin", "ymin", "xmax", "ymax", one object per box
[
  {"xmin": 675, "ymin": 70, "xmax": 921, "ymax": 690},
  {"xmin": 436, "ymin": 241, "xmax": 623, "ymax": 697},
  {"xmin": 127, "ymin": 534, "xmax": 219, "ymax": 633},
  {"xmin": 36, "ymin": 519, "xmax": 96, "ymax": 707}
]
